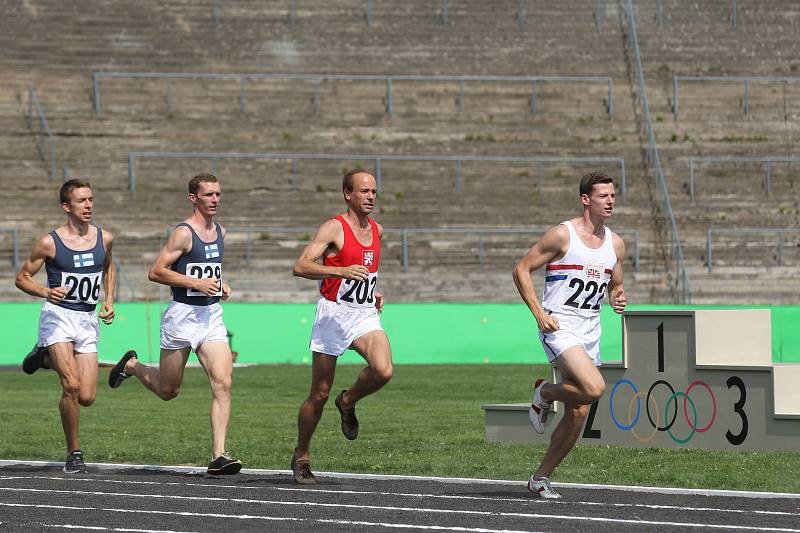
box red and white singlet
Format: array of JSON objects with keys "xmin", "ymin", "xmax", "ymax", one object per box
[
  {"xmin": 541, "ymin": 220, "xmax": 617, "ymax": 321},
  {"xmin": 319, "ymin": 215, "xmax": 380, "ymax": 308}
]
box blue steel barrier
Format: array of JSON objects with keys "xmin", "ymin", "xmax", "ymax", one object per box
[
  {"xmin": 707, "ymin": 228, "xmax": 800, "ymax": 272},
  {"xmin": 0, "ymin": 228, "xmax": 20, "ymax": 269},
  {"xmin": 672, "ymin": 75, "xmax": 800, "ymax": 119},
  {"xmin": 127, "ymin": 151, "xmax": 627, "ymax": 199},
  {"xmin": 24, "ymin": 88, "xmax": 57, "ymax": 180},
  {"xmin": 622, "ymin": 0, "xmax": 690, "ymax": 303},
  {"xmin": 92, "ymin": 72, "xmax": 614, "ymax": 118},
  {"xmin": 687, "ymin": 156, "xmax": 800, "ymax": 199},
  {"xmin": 225, "ymin": 226, "xmax": 641, "ymax": 273}
]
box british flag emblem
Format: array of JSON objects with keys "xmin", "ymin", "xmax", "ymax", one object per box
[{"xmin": 363, "ymin": 250, "xmax": 375, "ymax": 267}]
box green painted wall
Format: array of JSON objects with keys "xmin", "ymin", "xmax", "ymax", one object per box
[{"xmin": 1, "ymin": 303, "xmax": 798, "ymax": 366}]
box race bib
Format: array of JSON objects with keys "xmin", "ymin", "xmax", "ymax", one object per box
[
  {"xmin": 186, "ymin": 262, "xmax": 223, "ymax": 297},
  {"xmin": 61, "ymin": 271, "xmax": 102, "ymax": 304},
  {"xmin": 336, "ymin": 272, "xmax": 378, "ymax": 308}
]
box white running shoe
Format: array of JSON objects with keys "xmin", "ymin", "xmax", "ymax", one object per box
[
  {"xmin": 528, "ymin": 378, "xmax": 551, "ymax": 434},
  {"xmin": 527, "ymin": 475, "xmax": 562, "ymax": 499}
]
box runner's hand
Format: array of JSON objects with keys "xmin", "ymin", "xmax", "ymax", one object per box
[
  {"xmin": 192, "ymin": 278, "xmax": 222, "ymax": 296},
  {"xmin": 98, "ymin": 302, "xmax": 115, "ymax": 324},
  {"xmin": 375, "ymin": 291, "xmax": 384, "ymax": 313},
  {"xmin": 611, "ymin": 286, "xmax": 627, "ymax": 314},
  {"xmin": 535, "ymin": 312, "xmax": 560, "ymax": 334},
  {"xmin": 46, "ymin": 286, "xmax": 68, "ymax": 305},
  {"xmin": 340, "ymin": 265, "xmax": 369, "ymax": 281},
  {"xmin": 221, "ymin": 282, "xmax": 232, "ymax": 301}
]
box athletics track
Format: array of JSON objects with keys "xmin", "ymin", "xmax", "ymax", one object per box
[{"xmin": 0, "ymin": 461, "xmax": 798, "ymax": 532}]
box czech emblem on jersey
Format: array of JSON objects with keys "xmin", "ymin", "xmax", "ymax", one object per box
[{"xmin": 363, "ymin": 250, "xmax": 375, "ymax": 267}]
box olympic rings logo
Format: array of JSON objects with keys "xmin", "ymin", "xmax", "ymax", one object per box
[{"xmin": 608, "ymin": 378, "xmax": 722, "ymax": 445}]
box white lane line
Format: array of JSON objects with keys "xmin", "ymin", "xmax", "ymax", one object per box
[
  {"xmin": 0, "ymin": 503, "xmax": 540, "ymax": 533},
  {"xmin": 1, "ymin": 475, "xmax": 797, "ymax": 517},
  {"xmin": 2, "ymin": 459, "xmax": 798, "ymax": 499},
  {"xmin": 0, "ymin": 488, "xmax": 798, "ymax": 532},
  {"xmin": 40, "ymin": 524, "xmax": 200, "ymax": 533},
  {"xmin": 0, "ymin": 501, "xmax": 796, "ymax": 532}
]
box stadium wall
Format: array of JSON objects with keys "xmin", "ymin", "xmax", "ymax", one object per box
[{"xmin": 1, "ymin": 304, "xmax": 798, "ymax": 366}]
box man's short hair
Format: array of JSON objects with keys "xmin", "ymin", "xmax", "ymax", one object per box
[
  {"xmin": 579, "ymin": 172, "xmax": 615, "ymax": 197},
  {"xmin": 59, "ymin": 178, "xmax": 92, "ymax": 204},
  {"xmin": 342, "ymin": 168, "xmax": 372, "ymax": 192},
  {"xmin": 189, "ymin": 173, "xmax": 218, "ymax": 195}
]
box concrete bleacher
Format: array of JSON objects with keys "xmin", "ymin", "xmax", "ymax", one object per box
[
  {"xmin": 628, "ymin": 0, "xmax": 800, "ymax": 304},
  {"xmin": 5, "ymin": 1, "xmax": 797, "ymax": 304}
]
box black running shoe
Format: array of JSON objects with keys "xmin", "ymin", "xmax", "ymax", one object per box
[
  {"xmin": 64, "ymin": 449, "xmax": 87, "ymax": 474},
  {"xmin": 109, "ymin": 350, "xmax": 137, "ymax": 388},
  {"xmin": 207, "ymin": 453, "xmax": 242, "ymax": 475},
  {"xmin": 22, "ymin": 344, "xmax": 48, "ymax": 375},
  {"xmin": 335, "ymin": 390, "xmax": 359, "ymax": 440}
]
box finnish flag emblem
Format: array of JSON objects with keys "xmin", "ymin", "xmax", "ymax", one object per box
[
  {"xmin": 205, "ymin": 244, "xmax": 220, "ymax": 259},
  {"xmin": 73, "ymin": 253, "xmax": 94, "ymax": 268}
]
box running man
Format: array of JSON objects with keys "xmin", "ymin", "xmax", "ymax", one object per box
[
  {"xmin": 108, "ymin": 173, "xmax": 241, "ymax": 475},
  {"xmin": 291, "ymin": 168, "xmax": 393, "ymax": 484},
  {"xmin": 15, "ymin": 178, "xmax": 116, "ymax": 473},
  {"xmin": 512, "ymin": 172, "xmax": 626, "ymax": 499}
]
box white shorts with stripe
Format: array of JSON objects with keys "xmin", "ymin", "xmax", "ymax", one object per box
[
  {"xmin": 160, "ymin": 301, "xmax": 228, "ymax": 352},
  {"xmin": 309, "ymin": 297, "xmax": 383, "ymax": 356},
  {"xmin": 38, "ymin": 301, "xmax": 100, "ymax": 353},
  {"xmin": 538, "ymin": 311, "xmax": 602, "ymax": 367}
]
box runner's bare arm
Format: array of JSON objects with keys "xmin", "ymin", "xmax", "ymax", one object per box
[
  {"xmin": 99, "ymin": 231, "xmax": 116, "ymax": 324},
  {"xmin": 219, "ymin": 225, "xmax": 231, "ymax": 299},
  {"xmin": 512, "ymin": 225, "xmax": 568, "ymax": 334},
  {"xmin": 293, "ymin": 219, "xmax": 368, "ymax": 281},
  {"xmin": 374, "ymin": 222, "xmax": 385, "ymax": 312},
  {"xmin": 609, "ymin": 233, "xmax": 627, "ymax": 314},
  {"xmin": 148, "ymin": 226, "xmax": 220, "ymax": 296},
  {"xmin": 15, "ymin": 234, "xmax": 66, "ymax": 303}
]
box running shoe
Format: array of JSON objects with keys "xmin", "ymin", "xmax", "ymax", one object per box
[
  {"xmin": 527, "ymin": 475, "xmax": 562, "ymax": 499},
  {"xmin": 335, "ymin": 390, "xmax": 359, "ymax": 440},
  {"xmin": 64, "ymin": 449, "xmax": 87, "ymax": 474},
  {"xmin": 22, "ymin": 344, "xmax": 48, "ymax": 374},
  {"xmin": 207, "ymin": 452, "xmax": 242, "ymax": 475},
  {"xmin": 528, "ymin": 378, "xmax": 552, "ymax": 434},
  {"xmin": 291, "ymin": 449, "xmax": 316, "ymax": 485},
  {"xmin": 109, "ymin": 350, "xmax": 137, "ymax": 388}
]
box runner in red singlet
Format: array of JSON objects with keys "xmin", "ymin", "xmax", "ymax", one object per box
[{"xmin": 290, "ymin": 169, "xmax": 393, "ymax": 484}]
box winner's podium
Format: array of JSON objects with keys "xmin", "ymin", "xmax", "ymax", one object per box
[{"xmin": 482, "ymin": 310, "xmax": 800, "ymax": 451}]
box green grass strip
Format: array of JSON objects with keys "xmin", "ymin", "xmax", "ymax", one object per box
[{"xmin": 1, "ymin": 364, "xmax": 798, "ymax": 493}]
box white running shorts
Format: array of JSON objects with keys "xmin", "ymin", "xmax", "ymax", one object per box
[
  {"xmin": 309, "ymin": 297, "xmax": 383, "ymax": 356},
  {"xmin": 160, "ymin": 301, "xmax": 228, "ymax": 352},
  {"xmin": 538, "ymin": 312, "xmax": 602, "ymax": 366},
  {"xmin": 38, "ymin": 301, "xmax": 100, "ymax": 354}
]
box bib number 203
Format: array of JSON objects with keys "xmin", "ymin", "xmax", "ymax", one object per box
[
  {"xmin": 341, "ymin": 277, "xmax": 377, "ymax": 305},
  {"xmin": 564, "ymin": 279, "xmax": 608, "ymax": 310}
]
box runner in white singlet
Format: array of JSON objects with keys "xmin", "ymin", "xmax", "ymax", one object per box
[{"xmin": 512, "ymin": 172, "xmax": 627, "ymax": 499}]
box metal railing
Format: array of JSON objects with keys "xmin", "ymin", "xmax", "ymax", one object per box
[
  {"xmin": 0, "ymin": 228, "xmax": 20, "ymax": 269},
  {"xmin": 92, "ymin": 71, "xmax": 614, "ymax": 118},
  {"xmin": 24, "ymin": 88, "xmax": 57, "ymax": 180},
  {"xmin": 213, "ymin": 1, "xmax": 535, "ymax": 27},
  {"xmin": 226, "ymin": 226, "xmax": 641, "ymax": 273},
  {"xmin": 687, "ymin": 156, "xmax": 800, "ymax": 198},
  {"xmin": 707, "ymin": 228, "xmax": 799, "ymax": 272},
  {"xmin": 112, "ymin": 257, "xmax": 136, "ymax": 302},
  {"xmin": 622, "ymin": 0, "xmax": 690, "ymax": 302},
  {"xmin": 672, "ymin": 75, "xmax": 800, "ymax": 119},
  {"xmin": 651, "ymin": 0, "xmax": 738, "ymax": 29},
  {"xmin": 127, "ymin": 150, "xmax": 627, "ymax": 198}
]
